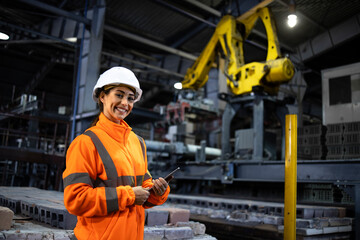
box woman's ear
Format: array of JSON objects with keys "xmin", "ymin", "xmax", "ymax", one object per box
[{"xmin": 99, "ymin": 91, "xmax": 105, "ymax": 103}]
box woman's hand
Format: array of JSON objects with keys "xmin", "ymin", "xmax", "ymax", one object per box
[
  {"xmin": 152, "ymin": 177, "xmax": 168, "ymax": 196},
  {"xmin": 132, "ymin": 186, "xmax": 150, "ymax": 205}
]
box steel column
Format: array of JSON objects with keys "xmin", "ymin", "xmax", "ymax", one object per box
[{"xmin": 253, "ymin": 96, "xmax": 264, "ymax": 160}]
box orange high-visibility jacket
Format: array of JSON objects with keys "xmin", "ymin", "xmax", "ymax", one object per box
[{"xmin": 63, "ymin": 113, "xmax": 170, "ymax": 240}]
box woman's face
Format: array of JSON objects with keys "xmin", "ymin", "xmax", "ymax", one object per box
[{"xmin": 100, "ymin": 86, "xmax": 135, "ymax": 124}]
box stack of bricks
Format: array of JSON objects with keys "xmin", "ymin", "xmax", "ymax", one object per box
[
  {"xmin": 298, "ymin": 124, "xmax": 327, "ymax": 160},
  {"xmin": 0, "ymin": 187, "xmax": 77, "ymax": 230},
  {"xmin": 342, "ymin": 121, "xmax": 360, "ymax": 159},
  {"xmin": 166, "ymin": 194, "xmax": 353, "ymax": 238},
  {"xmin": 0, "ymin": 187, "xmax": 216, "ymax": 240}
]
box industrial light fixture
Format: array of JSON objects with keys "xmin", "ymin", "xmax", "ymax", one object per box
[
  {"xmin": 174, "ymin": 82, "xmax": 182, "ymax": 90},
  {"xmin": 0, "ymin": 32, "xmax": 10, "ymax": 40},
  {"xmin": 65, "ymin": 37, "xmax": 78, "ymax": 43},
  {"xmin": 287, "ymin": 0, "xmax": 297, "ymax": 28}
]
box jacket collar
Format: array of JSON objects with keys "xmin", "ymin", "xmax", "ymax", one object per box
[{"xmin": 96, "ymin": 112, "xmax": 132, "ymax": 143}]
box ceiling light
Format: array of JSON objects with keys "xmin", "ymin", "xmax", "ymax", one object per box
[
  {"xmin": 65, "ymin": 37, "xmax": 78, "ymax": 43},
  {"xmin": 0, "ymin": 32, "xmax": 10, "ymax": 40},
  {"xmin": 174, "ymin": 82, "xmax": 182, "ymax": 90},
  {"xmin": 287, "ymin": 0, "xmax": 297, "ymax": 28},
  {"xmin": 287, "ymin": 14, "xmax": 297, "ymax": 28}
]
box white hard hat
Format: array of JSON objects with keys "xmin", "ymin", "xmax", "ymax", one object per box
[{"xmin": 92, "ymin": 66, "xmax": 142, "ymax": 102}]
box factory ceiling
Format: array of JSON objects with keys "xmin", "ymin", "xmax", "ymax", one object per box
[{"xmin": 0, "ymin": 0, "xmax": 360, "ymax": 121}]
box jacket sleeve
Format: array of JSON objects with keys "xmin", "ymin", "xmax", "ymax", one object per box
[
  {"xmin": 142, "ymin": 174, "xmax": 170, "ymax": 208},
  {"xmin": 63, "ymin": 135, "xmax": 135, "ymax": 217}
]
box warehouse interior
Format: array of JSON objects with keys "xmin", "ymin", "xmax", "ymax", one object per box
[{"xmin": 0, "ymin": 0, "xmax": 360, "ymax": 239}]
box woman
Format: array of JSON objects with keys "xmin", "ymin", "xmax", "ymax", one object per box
[{"xmin": 63, "ymin": 66, "xmax": 170, "ymax": 240}]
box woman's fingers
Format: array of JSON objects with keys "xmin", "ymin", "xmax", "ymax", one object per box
[{"xmin": 153, "ymin": 178, "xmax": 168, "ymax": 196}]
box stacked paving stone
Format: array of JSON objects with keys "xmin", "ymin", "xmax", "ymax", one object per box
[
  {"xmin": 0, "ymin": 187, "xmax": 76, "ymax": 230},
  {"xmin": 298, "ymin": 124, "xmax": 327, "ymax": 160},
  {"xmin": 166, "ymin": 194, "xmax": 353, "ymax": 238},
  {"xmin": 0, "ymin": 187, "xmax": 216, "ymax": 240}
]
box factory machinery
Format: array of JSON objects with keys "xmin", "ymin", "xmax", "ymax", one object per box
[
  {"xmin": 146, "ymin": 4, "xmax": 360, "ymax": 240},
  {"xmin": 0, "ymin": 3, "xmax": 359, "ymax": 240}
]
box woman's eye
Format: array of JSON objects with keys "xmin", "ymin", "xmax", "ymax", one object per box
[
  {"xmin": 116, "ymin": 94, "xmax": 124, "ymax": 98},
  {"xmin": 128, "ymin": 97, "xmax": 135, "ymax": 102}
]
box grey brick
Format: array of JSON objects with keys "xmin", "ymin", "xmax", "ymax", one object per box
[
  {"xmin": 175, "ymin": 221, "xmax": 206, "ymax": 235},
  {"xmin": 26, "ymin": 232, "xmax": 48, "ymax": 240},
  {"xmin": 296, "ymin": 219, "xmax": 312, "ymax": 228},
  {"xmin": 54, "ymin": 232, "xmax": 72, "ymax": 240},
  {"xmin": 314, "ymin": 209, "xmax": 324, "ymax": 218},
  {"xmin": 164, "ymin": 226, "xmax": 193, "ymax": 240},
  {"xmin": 144, "ymin": 227, "xmax": 165, "ymax": 240},
  {"xmin": 323, "ymin": 208, "xmax": 338, "ymax": 217},
  {"xmin": 312, "ymin": 218, "xmax": 329, "ymax": 228},
  {"xmin": 296, "ymin": 228, "xmax": 323, "ymax": 236},
  {"xmin": 263, "ymin": 215, "xmax": 282, "ymax": 225},
  {"xmin": 299, "ymin": 208, "xmax": 315, "ymax": 219},
  {"xmin": 328, "ymin": 217, "xmax": 352, "ymax": 226},
  {"xmin": 146, "ymin": 209, "xmax": 169, "ymax": 226},
  {"xmin": 247, "ymin": 213, "xmax": 264, "ymax": 223},
  {"xmin": 229, "ymin": 210, "xmax": 246, "ymax": 220},
  {"xmin": 209, "ymin": 210, "xmax": 229, "ymax": 219},
  {"xmin": 338, "ymin": 225, "xmax": 352, "ymax": 233},
  {"xmin": 3, "ymin": 233, "xmax": 28, "ymax": 240},
  {"xmin": 191, "ymin": 234, "xmax": 217, "ymax": 240},
  {"xmin": 323, "ymin": 226, "xmax": 339, "ymax": 234}
]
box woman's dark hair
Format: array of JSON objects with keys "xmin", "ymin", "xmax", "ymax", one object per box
[{"xmin": 90, "ymin": 87, "xmax": 111, "ymax": 127}]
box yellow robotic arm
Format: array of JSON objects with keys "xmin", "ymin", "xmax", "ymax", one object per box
[{"xmin": 181, "ymin": 7, "xmax": 294, "ymax": 96}]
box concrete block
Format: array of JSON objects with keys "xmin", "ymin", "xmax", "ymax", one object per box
[
  {"xmin": 296, "ymin": 228, "xmax": 323, "ymax": 236},
  {"xmin": 164, "ymin": 226, "xmax": 193, "ymax": 240},
  {"xmin": 323, "ymin": 226, "xmax": 339, "ymax": 234},
  {"xmin": 314, "ymin": 209, "xmax": 324, "ymax": 218},
  {"xmin": 26, "ymin": 233, "xmax": 48, "ymax": 240},
  {"xmin": 3, "ymin": 233, "xmax": 27, "ymax": 240},
  {"xmin": 53, "ymin": 232, "xmax": 72, "ymax": 240},
  {"xmin": 296, "ymin": 219, "xmax": 312, "ymax": 228},
  {"xmin": 0, "ymin": 206, "xmax": 14, "ymax": 230},
  {"xmin": 191, "ymin": 234, "xmax": 217, "ymax": 240},
  {"xmin": 298, "ymin": 208, "xmax": 315, "ymax": 219},
  {"xmin": 274, "ymin": 207, "xmax": 283, "ymax": 216},
  {"xmin": 312, "ymin": 218, "xmax": 329, "ymax": 228},
  {"xmin": 57, "ymin": 211, "xmax": 77, "ymax": 230},
  {"xmin": 338, "ymin": 225, "xmax": 352, "ymax": 232},
  {"xmin": 209, "ymin": 210, "xmax": 229, "ymax": 219},
  {"xmin": 175, "ymin": 221, "xmax": 206, "ymax": 235},
  {"xmin": 323, "ymin": 208, "xmax": 338, "ymax": 217},
  {"xmin": 146, "ymin": 209, "xmax": 169, "ymax": 226},
  {"xmin": 263, "ymin": 215, "xmax": 282, "ymax": 225},
  {"xmin": 265, "ymin": 206, "xmax": 276, "ymax": 215},
  {"xmin": 338, "ymin": 208, "xmax": 346, "ymax": 218},
  {"xmin": 328, "ymin": 217, "xmax": 352, "ymax": 226},
  {"xmin": 143, "ymin": 227, "xmax": 165, "ymax": 240},
  {"xmin": 160, "ymin": 208, "xmax": 190, "ymax": 224},
  {"xmin": 247, "ymin": 213, "xmax": 263, "ymax": 223},
  {"xmin": 229, "ymin": 210, "xmax": 246, "ymax": 220}
]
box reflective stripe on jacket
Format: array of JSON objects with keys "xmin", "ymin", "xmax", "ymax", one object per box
[{"xmin": 63, "ymin": 113, "xmax": 170, "ymax": 240}]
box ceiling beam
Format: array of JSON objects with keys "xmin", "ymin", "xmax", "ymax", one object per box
[
  {"xmin": 104, "ymin": 25, "xmax": 198, "ymax": 61},
  {"xmin": 154, "ymin": 0, "xmax": 216, "ymax": 27},
  {"xmin": 18, "ymin": 0, "xmax": 91, "ymax": 26},
  {"xmin": 183, "ymin": 0, "xmax": 221, "ymax": 17},
  {"xmin": 0, "ymin": 20, "xmax": 76, "ymax": 47},
  {"xmin": 102, "ymin": 51, "xmax": 185, "ymax": 78}
]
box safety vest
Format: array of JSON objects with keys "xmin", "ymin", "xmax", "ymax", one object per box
[{"xmin": 63, "ymin": 113, "xmax": 169, "ymax": 240}]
